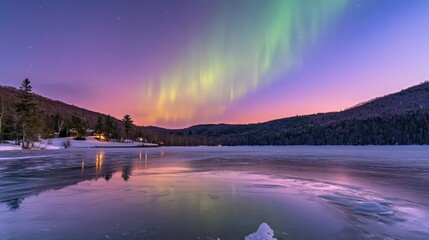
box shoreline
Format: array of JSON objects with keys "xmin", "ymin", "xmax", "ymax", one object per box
[{"xmin": 0, "ymin": 137, "xmax": 159, "ymax": 151}]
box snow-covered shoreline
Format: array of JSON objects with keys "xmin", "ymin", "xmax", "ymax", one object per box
[
  {"xmin": 0, "ymin": 136, "xmax": 157, "ymax": 151},
  {"xmin": 0, "ymin": 144, "xmax": 22, "ymax": 151}
]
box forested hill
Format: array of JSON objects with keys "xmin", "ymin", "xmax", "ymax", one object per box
[
  {"xmin": 176, "ymin": 81, "xmax": 429, "ymax": 145},
  {"xmin": 0, "ymin": 85, "xmax": 113, "ymax": 125},
  {"xmin": 0, "ymin": 84, "xmax": 161, "ymax": 140}
]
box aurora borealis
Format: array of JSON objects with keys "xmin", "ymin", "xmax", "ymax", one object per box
[
  {"xmin": 143, "ymin": 1, "xmax": 348, "ymax": 124},
  {"xmin": 1, "ymin": 0, "xmax": 429, "ymax": 128}
]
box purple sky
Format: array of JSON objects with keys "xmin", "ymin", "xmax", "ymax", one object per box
[{"xmin": 1, "ymin": 0, "xmax": 428, "ymax": 128}]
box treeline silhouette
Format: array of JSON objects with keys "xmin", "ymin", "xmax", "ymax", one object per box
[
  {"xmin": 1, "ymin": 81, "xmax": 428, "ymax": 145},
  {"xmin": 190, "ymin": 111, "xmax": 428, "ymax": 145}
]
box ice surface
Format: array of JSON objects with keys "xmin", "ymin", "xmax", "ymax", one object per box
[
  {"xmin": 320, "ymin": 195, "xmax": 394, "ymax": 217},
  {"xmin": 245, "ymin": 223, "xmax": 277, "ymax": 240},
  {"xmin": 0, "ymin": 146, "xmax": 428, "ymax": 239}
]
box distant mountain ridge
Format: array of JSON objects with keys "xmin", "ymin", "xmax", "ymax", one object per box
[
  {"xmin": 1, "ymin": 81, "xmax": 428, "ymax": 145},
  {"xmin": 178, "ymin": 81, "xmax": 429, "ymax": 145},
  {"xmin": 342, "ymin": 81, "xmax": 429, "ymax": 117}
]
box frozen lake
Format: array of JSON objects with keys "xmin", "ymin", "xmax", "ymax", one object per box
[{"xmin": 0, "ymin": 146, "xmax": 428, "ymax": 239}]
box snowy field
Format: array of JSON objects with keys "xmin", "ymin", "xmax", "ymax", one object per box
[
  {"xmin": 0, "ymin": 146, "xmax": 428, "ymax": 239},
  {"xmin": 0, "ymin": 136, "xmax": 157, "ymax": 151}
]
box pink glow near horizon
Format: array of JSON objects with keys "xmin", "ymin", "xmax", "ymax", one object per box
[{"xmin": 1, "ymin": 1, "xmax": 428, "ymax": 128}]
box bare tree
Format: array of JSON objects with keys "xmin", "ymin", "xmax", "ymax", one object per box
[{"xmin": 57, "ymin": 118, "xmax": 64, "ymax": 137}]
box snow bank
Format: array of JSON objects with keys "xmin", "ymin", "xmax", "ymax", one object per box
[
  {"xmin": 33, "ymin": 140, "xmax": 63, "ymax": 150},
  {"xmin": 0, "ymin": 144, "xmax": 22, "ymax": 151},
  {"xmin": 245, "ymin": 223, "xmax": 277, "ymax": 240},
  {"xmin": 0, "ymin": 136, "xmax": 153, "ymax": 151},
  {"xmin": 65, "ymin": 136, "xmax": 142, "ymax": 148}
]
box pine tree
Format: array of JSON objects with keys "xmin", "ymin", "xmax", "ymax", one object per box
[
  {"xmin": 16, "ymin": 79, "xmax": 40, "ymax": 148},
  {"xmin": 104, "ymin": 115, "xmax": 118, "ymax": 140},
  {"xmin": 70, "ymin": 115, "xmax": 87, "ymax": 139},
  {"xmin": 122, "ymin": 114, "xmax": 133, "ymax": 139},
  {"xmin": 94, "ymin": 116, "xmax": 104, "ymax": 140}
]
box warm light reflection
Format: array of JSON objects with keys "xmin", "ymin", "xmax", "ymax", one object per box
[
  {"xmin": 81, "ymin": 160, "xmax": 85, "ymax": 175},
  {"xmin": 138, "ymin": 150, "xmax": 142, "ymax": 168},
  {"xmin": 95, "ymin": 151, "xmax": 105, "ymax": 175},
  {"xmin": 136, "ymin": 150, "xmax": 149, "ymax": 169}
]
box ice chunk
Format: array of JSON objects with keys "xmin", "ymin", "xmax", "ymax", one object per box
[
  {"xmin": 245, "ymin": 223, "xmax": 277, "ymax": 240},
  {"xmin": 354, "ymin": 202, "xmax": 390, "ymax": 214}
]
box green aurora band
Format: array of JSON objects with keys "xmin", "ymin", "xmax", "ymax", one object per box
[{"xmin": 143, "ymin": 0, "xmax": 349, "ymax": 125}]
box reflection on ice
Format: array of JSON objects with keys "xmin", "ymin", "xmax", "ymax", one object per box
[{"xmin": 0, "ymin": 146, "xmax": 428, "ymax": 239}]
